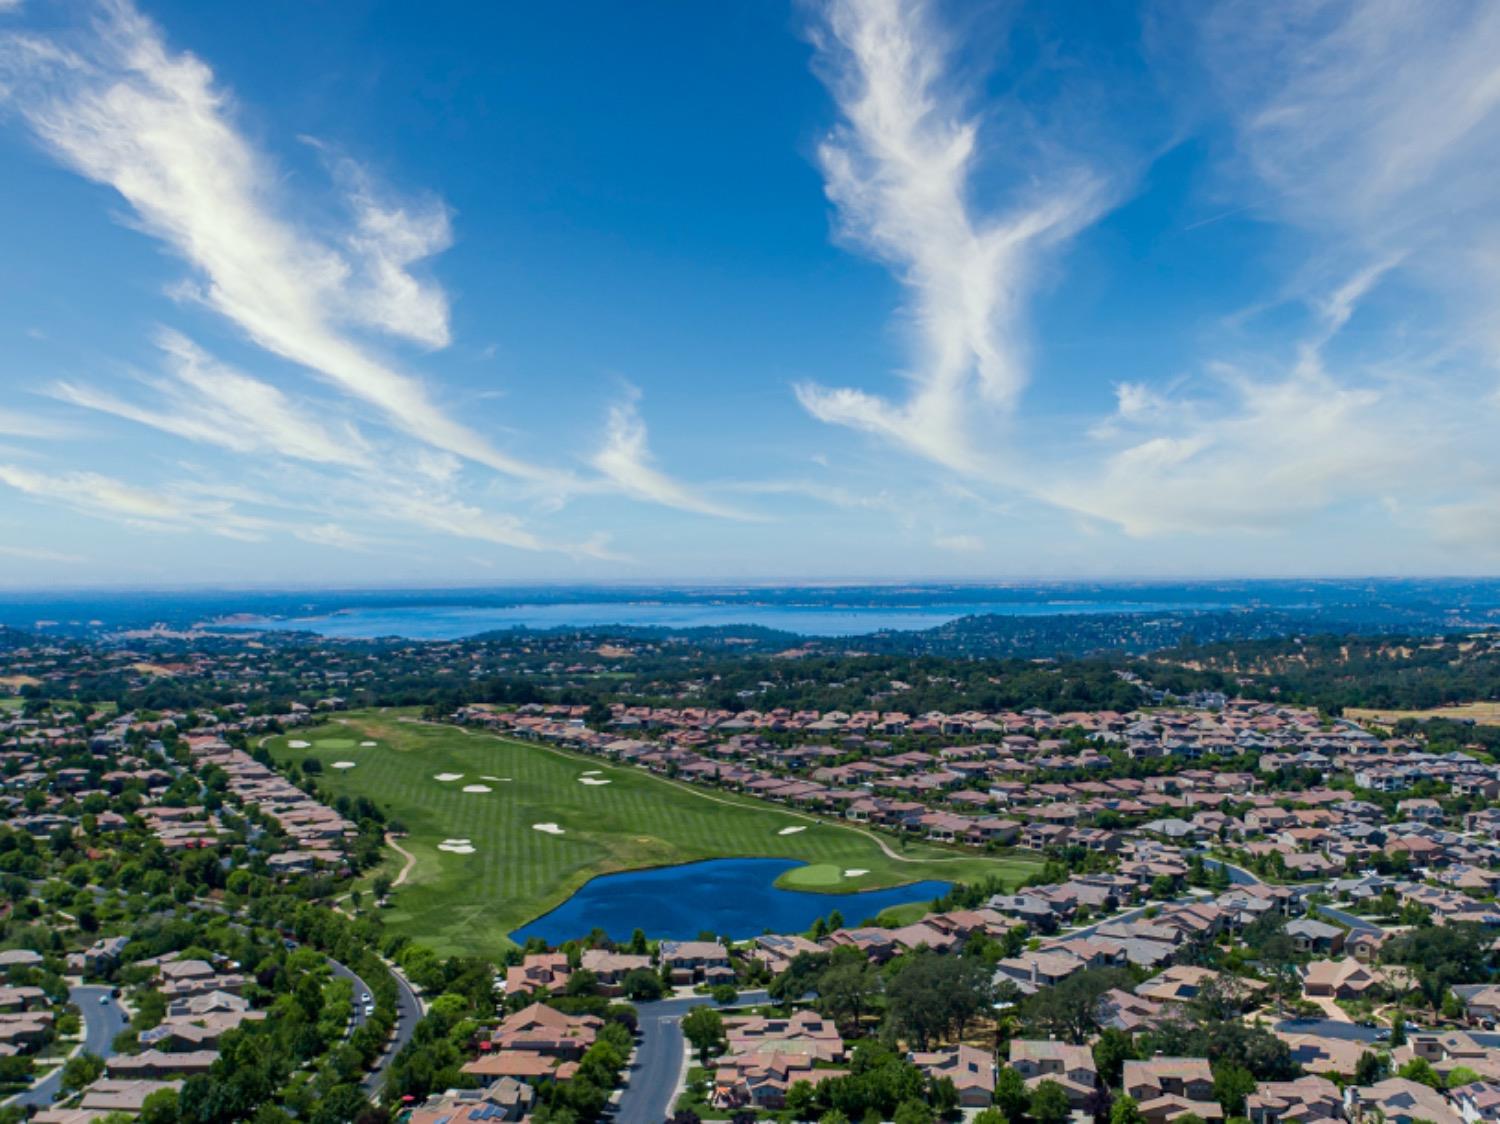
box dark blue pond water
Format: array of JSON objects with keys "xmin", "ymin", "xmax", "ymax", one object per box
[{"xmin": 510, "ymin": 858, "xmax": 950, "ymax": 944}]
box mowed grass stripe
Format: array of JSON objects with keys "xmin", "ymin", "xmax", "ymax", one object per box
[{"xmin": 269, "ymin": 710, "xmax": 1041, "ymax": 957}]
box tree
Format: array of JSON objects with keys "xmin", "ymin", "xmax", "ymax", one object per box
[
  {"xmin": 1213, "ymin": 1063, "xmax": 1257, "ymax": 1116},
  {"xmin": 974, "ymin": 1111, "xmax": 1007, "ymax": 1124},
  {"xmin": 1354, "ymin": 1051, "xmax": 1389, "ymax": 1087},
  {"xmin": 1030, "ymin": 1080, "xmax": 1072, "ymax": 1124},
  {"xmin": 1093, "ymin": 1028, "xmax": 1138, "ymax": 1087},
  {"xmin": 994, "ymin": 1067, "xmax": 1029, "ymax": 1121},
  {"xmin": 621, "ymin": 969, "xmax": 663, "ymax": 1001},
  {"xmin": 771, "ymin": 952, "xmax": 831, "ymax": 1005},
  {"xmin": 682, "ymin": 1006, "xmax": 725, "ymax": 1065},
  {"xmin": 139, "ymin": 1087, "xmax": 180, "ymax": 1124},
  {"xmin": 893, "ymin": 1102, "xmax": 935, "ymax": 1124},
  {"xmin": 565, "ymin": 969, "xmax": 599, "ymax": 997},
  {"xmin": 1390, "ymin": 1017, "xmax": 1407, "ymax": 1047},
  {"xmin": 61, "ymin": 1051, "xmax": 105, "ymax": 1094},
  {"xmin": 787, "ymin": 1080, "xmax": 820, "ymax": 1122},
  {"xmin": 930, "ymin": 1076, "xmax": 960, "ymax": 1118},
  {"xmin": 1021, "ymin": 967, "xmax": 1134, "ymax": 1044},
  {"xmin": 1399, "ymin": 1057, "xmax": 1441, "ymax": 1090},
  {"xmin": 711, "ymin": 984, "xmax": 739, "ymax": 1005},
  {"xmin": 885, "ymin": 951, "xmax": 995, "ymax": 1049},
  {"xmin": 1111, "ymin": 1095, "xmax": 1144, "ymax": 1124},
  {"xmin": 820, "ymin": 960, "xmax": 881, "ymax": 1034},
  {"xmin": 1446, "ymin": 1066, "xmax": 1483, "ymax": 1090}
]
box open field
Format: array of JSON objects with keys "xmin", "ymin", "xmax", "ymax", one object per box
[
  {"xmin": 267, "ymin": 711, "xmax": 1040, "ymax": 956},
  {"xmin": 1347, "ymin": 702, "xmax": 1500, "ymax": 727}
]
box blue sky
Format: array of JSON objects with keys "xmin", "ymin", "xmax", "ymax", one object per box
[{"xmin": 2, "ymin": 0, "xmax": 1500, "ymax": 586}]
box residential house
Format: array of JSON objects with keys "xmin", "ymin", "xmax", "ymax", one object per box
[{"xmin": 1124, "ymin": 1057, "xmax": 1223, "ymax": 1124}]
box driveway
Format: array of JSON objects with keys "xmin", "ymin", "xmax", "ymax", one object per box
[
  {"xmin": 13, "ymin": 985, "xmax": 128, "ymax": 1109},
  {"xmin": 616, "ymin": 990, "xmax": 770, "ymax": 1124}
]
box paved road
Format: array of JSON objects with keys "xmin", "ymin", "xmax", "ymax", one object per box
[
  {"xmin": 1274, "ymin": 1017, "xmax": 1388, "ymax": 1043},
  {"xmin": 1203, "ymin": 857, "xmax": 1262, "ymax": 887},
  {"xmin": 328, "ymin": 959, "xmax": 375, "ymax": 1034},
  {"xmin": 14, "ymin": 985, "xmax": 128, "ymax": 1109},
  {"xmin": 1313, "ymin": 904, "xmax": 1382, "ymax": 933},
  {"xmin": 1270, "ymin": 1017, "xmax": 1500, "ymax": 1048},
  {"xmin": 363, "ymin": 960, "xmax": 423, "ymax": 1097},
  {"xmin": 1065, "ymin": 865, "xmax": 1256, "ymax": 941},
  {"xmin": 617, "ymin": 990, "xmax": 770, "ymax": 1124}
]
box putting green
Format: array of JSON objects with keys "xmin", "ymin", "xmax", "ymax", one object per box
[
  {"xmin": 314, "ymin": 738, "xmax": 356, "ymax": 749},
  {"xmin": 780, "ymin": 862, "xmax": 844, "ymax": 888}
]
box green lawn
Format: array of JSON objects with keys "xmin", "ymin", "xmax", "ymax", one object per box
[{"xmin": 267, "ymin": 711, "xmax": 1040, "ymax": 956}]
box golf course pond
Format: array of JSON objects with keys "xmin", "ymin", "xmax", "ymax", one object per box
[{"xmin": 510, "ymin": 858, "xmax": 951, "ymax": 944}]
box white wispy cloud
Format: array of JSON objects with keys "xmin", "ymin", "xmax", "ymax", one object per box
[
  {"xmin": 1191, "ymin": 0, "xmax": 1500, "ymax": 366},
  {"xmin": 54, "ymin": 330, "xmax": 371, "ymax": 468},
  {"xmin": 0, "ymin": 0, "xmax": 743, "ymax": 569},
  {"xmin": 591, "ymin": 390, "xmax": 756, "ymax": 520},
  {"xmin": 0, "ymin": 544, "xmax": 82, "ymax": 563},
  {"xmin": 330, "ymin": 152, "xmax": 454, "ymax": 349},
  {"xmin": 934, "ymin": 533, "xmax": 983, "ymax": 553},
  {"xmin": 0, "ymin": 406, "xmax": 72, "ymax": 439},
  {"xmin": 1048, "ymin": 0, "xmax": 1500, "ymax": 543},
  {"xmin": 0, "ymin": 462, "xmax": 270, "ymax": 538},
  {"xmin": 795, "ymin": 0, "xmax": 1108, "ymax": 470},
  {"xmin": 0, "ymin": 0, "xmax": 550, "ymax": 482}
]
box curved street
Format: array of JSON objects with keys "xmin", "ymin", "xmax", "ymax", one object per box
[
  {"xmin": 13, "ymin": 985, "xmax": 128, "ymax": 1110},
  {"xmin": 364, "ymin": 959, "xmax": 423, "ymax": 1097},
  {"xmin": 617, "ymin": 990, "xmax": 770, "ymax": 1124}
]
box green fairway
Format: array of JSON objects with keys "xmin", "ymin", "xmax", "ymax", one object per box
[{"xmin": 267, "ymin": 711, "xmax": 1041, "ymax": 956}]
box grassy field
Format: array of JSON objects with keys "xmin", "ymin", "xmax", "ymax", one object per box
[
  {"xmin": 1346, "ymin": 702, "xmax": 1500, "ymax": 727},
  {"xmin": 267, "ymin": 711, "xmax": 1040, "ymax": 956}
]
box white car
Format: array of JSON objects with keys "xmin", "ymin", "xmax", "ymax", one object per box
[{"xmin": 363, "ymin": 1003, "xmax": 375, "ymax": 1017}]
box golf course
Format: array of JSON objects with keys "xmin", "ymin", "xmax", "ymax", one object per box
[{"xmin": 267, "ymin": 711, "xmax": 1042, "ymax": 956}]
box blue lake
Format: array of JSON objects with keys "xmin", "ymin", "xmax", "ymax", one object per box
[
  {"xmin": 223, "ymin": 598, "xmax": 1229, "ymax": 639},
  {"xmin": 510, "ymin": 858, "xmax": 951, "ymax": 944}
]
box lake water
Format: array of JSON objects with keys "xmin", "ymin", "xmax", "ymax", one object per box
[
  {"xmin": 510, "ymin": 858, "xmax": 950, "ymax": 944},
  {"xmin": 224, "ymin": 598, "xmax": 1228, "ymax": 639}
]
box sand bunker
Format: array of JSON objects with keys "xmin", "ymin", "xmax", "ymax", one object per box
[
  {"xmin": 532, "ymin": 822, "xmax": 565, "ymax": 835},
  {"xmin": 288, "ymin": 739, "xmax": 310, "ymax": 749},
  {"xmin": 462, "ymin": 784, "xmax": 492, "ymax": 793},
  {"xmin": 844, "ymin": 869, "xmax": 869, "ymax": 877},
  {"xmin": 433, "ymin": 773, "xmax": 464, "ymax": 782},
  {"xmin": 481, "ymin": 775, "xmax": 511, "ymax": 782},
  {"xmin": 359, "ymin": 740, "xmax": 377, "ymax": 747},
  {"xmin": 582, "ymin": 770, "xmax": 602, "ymax": 776},
  {"xmin": 437, "ymin": 838, "xmax": 476, "ymax": 854},
  {"xmin": 578, "ymin": 777, "xmax": 612, "ymax": 786},
  {"xmin": 777, "ymin": 826, "xmax": 807, "ymax": 836},
  {"xmin": 331, "ymin": 761, "xmax": 357, "ymax": 769}
]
